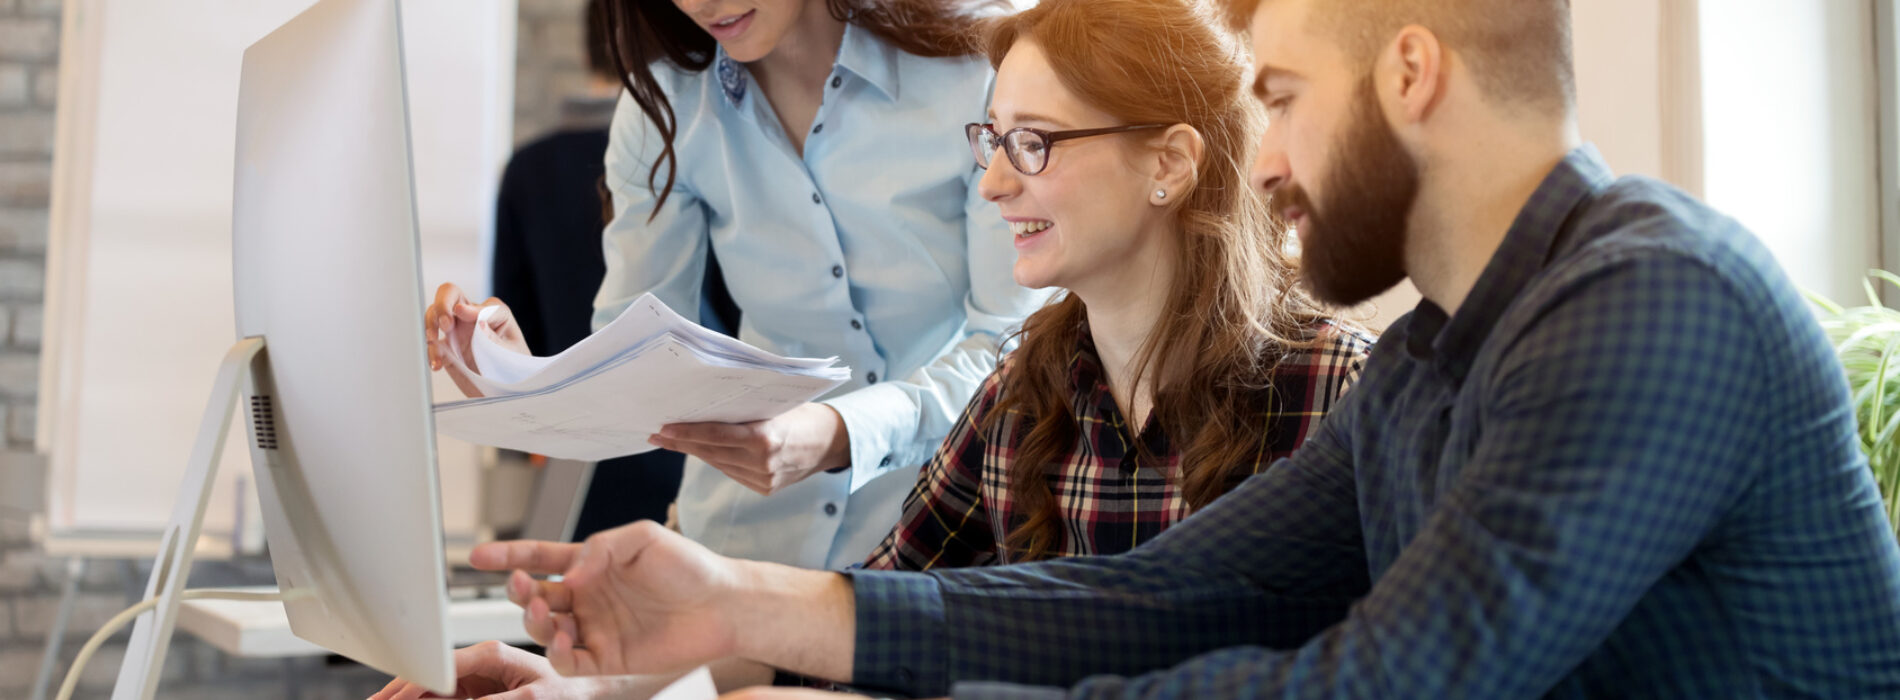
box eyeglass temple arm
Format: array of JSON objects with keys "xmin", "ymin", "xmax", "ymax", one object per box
[{"xmin": 1043, "ymin": 123, "xmax": 1172, "ymax": 143}]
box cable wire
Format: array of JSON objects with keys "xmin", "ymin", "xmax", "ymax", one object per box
[{"xmin": 57, "ymin": 588, "xmax": 289, "ymax": 700}]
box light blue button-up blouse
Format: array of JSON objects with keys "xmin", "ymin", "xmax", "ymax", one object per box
[{"xmin": 594, "ymin": 24, "xmax": 1048, "ymax": 570}]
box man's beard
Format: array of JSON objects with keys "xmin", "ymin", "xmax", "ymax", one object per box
[{"xmin": 1271, "ymin": 74, "xmax": 1419, "ymax": 307}]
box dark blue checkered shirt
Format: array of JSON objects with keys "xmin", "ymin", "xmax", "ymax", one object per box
[{"xmin": 844, "ymin": 146, "xmax": 1900, "ymax": 698}]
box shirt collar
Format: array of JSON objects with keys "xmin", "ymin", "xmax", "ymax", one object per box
[
  {"xmin": 711, "ymin": 23, "xmax": 900, "ymax": 109},
  {"xmin": 1404, "ymin": 144, "xmax": 1616, "ymax": 382},
  {"xmin": 833, "ymin": 22, "xmax": 901, "ymax": 101},
  {"xmin": 1067, "ymin": 316, "xmax": 1169, "ymax": 450},
  {"xmin": 714, "ymin": 47, "xmax": 749, "ymax": 107}
]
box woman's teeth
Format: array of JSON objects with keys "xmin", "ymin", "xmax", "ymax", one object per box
[
  {"xmin": 715, "ymin": 14, "xmax": 743, "ymax": 26},
  {"xmin": 1010, "ymin": 220, "xmax": 1052, "ymax": 237}
]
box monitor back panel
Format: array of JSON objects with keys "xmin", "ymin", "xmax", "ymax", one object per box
[{"xmin": 232, "ymin": 0, "xmax": 452, "ymax": 689}]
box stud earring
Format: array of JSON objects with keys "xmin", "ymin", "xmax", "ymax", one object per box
[{"xmin": 1155, "ymin": 189, "xmax": 1167, "ymax": 200}]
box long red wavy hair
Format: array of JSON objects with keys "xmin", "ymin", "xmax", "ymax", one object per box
[{"xmin": 981, "ymin": 0, "xmax": 1334, "ymax": 562}]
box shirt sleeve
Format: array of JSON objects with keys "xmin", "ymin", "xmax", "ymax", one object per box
[
  {"xmin": 821, "ymin": 93, "xmax": 1055, "ymax": 492},
  {"xmin": 862, "ymin": 364, "xmax": 1007, "ymax": 572},
  {"xmin": 942, "ymin": 254, "xmax": 1778, "ymax": 698},
  {"xmin": 846, "ymin": 383, "xmax": 1370, "ymax": 696},
  {"xmin": 591, "ymin": 88, "xmax": 711, "ymax": 332}
]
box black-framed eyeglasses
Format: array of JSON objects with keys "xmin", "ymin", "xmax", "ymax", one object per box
[{"xmin": 966, "ymin": 122, "xmax": 1171, "ymax": 175}]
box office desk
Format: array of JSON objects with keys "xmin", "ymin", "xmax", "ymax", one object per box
[{"xmin": 175, "ymin": 587, "xmax": 532, "ymax": 658}]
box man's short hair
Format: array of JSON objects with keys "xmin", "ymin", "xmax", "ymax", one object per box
[{"xmin": 1233, "ymin": 0, "xmax": 1575, "ymax": 115}]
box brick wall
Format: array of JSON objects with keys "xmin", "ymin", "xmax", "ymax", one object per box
[
  {"xmin": 514, "ymin": 0, "xmax": 595, "ymax": 146},
  {"xmin": 0, "ymin": 0, "xmax": 54, "ymax": 467}
]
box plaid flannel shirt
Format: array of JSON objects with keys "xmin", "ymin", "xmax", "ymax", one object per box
[
  {"xmin": 845, "ymin": 145, "xmax": 1900, "ymax": 698},
  {"xmin": 863, "ymin": 322, "xmax": 1372, "ymax": 571}
]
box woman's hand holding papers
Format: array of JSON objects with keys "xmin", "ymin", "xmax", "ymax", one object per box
[
  {"xmin": 649, "ymin": 403, "xmax": 852, "ymax": 496},
  {"xmin": 423, "ymin": 282, "xmax": 530, "ymax": 397},
  {"xmin": 469, "ymin": 522, "xmax": 859, "ymax": 684}
]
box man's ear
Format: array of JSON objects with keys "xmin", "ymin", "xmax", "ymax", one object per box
[{"xmin": 1381, "ymin": 24, "xmax": 1446, "ymax": 124}]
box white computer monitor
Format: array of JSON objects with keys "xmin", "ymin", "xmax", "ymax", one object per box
[{"xmin": 228, "ymin": 0, "xmax": 453, "ymax": 690}]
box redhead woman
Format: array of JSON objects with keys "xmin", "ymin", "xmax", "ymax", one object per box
[{"xmin": 866, "ymin": 0, "xmax": 1372, "ymax": 571}]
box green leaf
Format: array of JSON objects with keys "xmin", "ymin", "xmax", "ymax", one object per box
[
  {"xmin": 1871, "ymin": 269, "xmax": 1900, "ymax": 296},
  {"xmin": 1871, "ymin": 334, "xmax": 1897, "ymax": 440},
  {"xmin": 1809, "ymin": 271, "xmax": 1900, "ymax": 537},
  {"xmin": 1808, "ymin": 288, "xmax": 1847, "ymax": 316}
]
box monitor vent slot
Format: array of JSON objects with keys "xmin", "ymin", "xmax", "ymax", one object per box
[{"xmin": 250, "ymin": 395, "xmax": 278, "ymax": 450}]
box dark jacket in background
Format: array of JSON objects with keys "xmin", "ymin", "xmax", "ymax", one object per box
[{"xmin": 493, "ymin": 97, "xmax": 740, "ymax": 540}]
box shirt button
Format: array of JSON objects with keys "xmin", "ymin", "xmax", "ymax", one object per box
[
  {"xmin": 831, "ymin": 265, "xmax": 844, "ymax": 278},
  {"xmin": 823, "ymin": 503, "xmax": 839, "ymax": 516},
  {"xmin": 831, "ymin": 75, "xmax": 843, "ymax": 89},
  {"xmin": 812, "ymin": 123, "xmax": 824, "ymax": 134},
  {"xmin": 867, "ymin": 372, "xmax": 878, "ymax": 384},
  {"xmin": 850, "ymin": 319, "xmax": 862, "ymax": 330},
  {"xmin": 811, "ymin": 192, "xmax": 822, "ymax": 204}
]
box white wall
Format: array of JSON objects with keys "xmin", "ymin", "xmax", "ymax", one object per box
[
  {"xmin": 40, "ymin": 0, "xmax": 514, "ymax": 544},
  {"xmin": 1574, "ymin": 0, "xmax": 1668, "ymax": 181},
  {"xmin": 1701, "ymin": 0, "xmax": 1882, "ymax": 305}
]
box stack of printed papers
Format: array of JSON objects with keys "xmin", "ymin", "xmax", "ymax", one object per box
[{"xmin": 433, "ymin": 293, "xmax": 851, "ymax": 461}]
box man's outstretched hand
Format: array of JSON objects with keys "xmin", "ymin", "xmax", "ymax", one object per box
[
  {"xmin": 471, "ymin": 522, "xmax": 744, "ymax": 677},
  {"xmin": 472, "ymin": 521, "xmax": 860, "ymax": 684}
]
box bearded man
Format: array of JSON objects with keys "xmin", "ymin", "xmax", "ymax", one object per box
[{"xmin": 438, "ymin": 1, "xmax": 1900, "ymax": 697}]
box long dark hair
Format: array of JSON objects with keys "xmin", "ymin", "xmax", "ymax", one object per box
[
  {"xmin": 602, "ymin": 0, "xmax": 1002, "ymax": 219},
  {"xmin": 980, "ymin": 0, "xmax": 1336, "ymax": 562}
]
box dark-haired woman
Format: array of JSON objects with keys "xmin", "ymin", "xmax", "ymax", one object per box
[{"xmin": 425, "ymin": 0, "xmax": 1048, "ymax": 573}]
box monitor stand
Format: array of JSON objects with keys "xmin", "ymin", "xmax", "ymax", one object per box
[{"xmin": 112, "ymin": 337, "xmax": 267, "ymax": 700}]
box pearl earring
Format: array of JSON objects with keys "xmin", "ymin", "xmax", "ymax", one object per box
[{"xmin": 1155, "ymin": 189, "xmax": 1167, "ymax": 200}]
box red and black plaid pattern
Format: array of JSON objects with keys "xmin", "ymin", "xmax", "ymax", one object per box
[{"xmin": 864, "ymin": 320, "xmax": 1373, "ymax": 570}]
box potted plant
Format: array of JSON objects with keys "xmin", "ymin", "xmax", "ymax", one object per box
[{"xmin": 1809, "ymin": 271, "xmax": 1900, "ymax": 539}]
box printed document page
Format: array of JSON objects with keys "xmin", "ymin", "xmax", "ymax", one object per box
[{"xmin": 433, "ymin": 294, "xmax": 850, "ymax": 461}]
